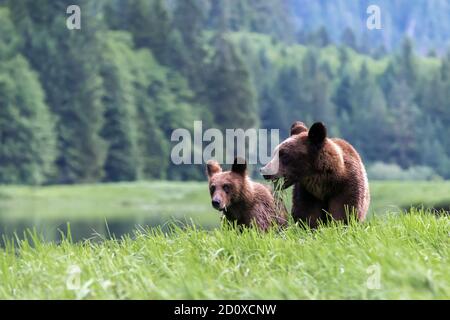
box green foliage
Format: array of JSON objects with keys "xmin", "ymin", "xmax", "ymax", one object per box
[
  {"xmin": 99, "ymin": 30, "xmax": 206, "ymax": 181},
  {"xmin": 339, "ymin": 63, "xmax": 391, "ymax": 161},
  {"xmin": 99, "ymin": 32, "xmax": 140, "ymax": 182},
  {"xmin": 288, "ymin": 0, "xmax": 450, "ymax": 52},
  {"xmin": 207, "ymin": 0, "xmax": 296, "ymax": 42},
  {"xmin": 106, "ymin": 0, "xmax": 173, "ymax": 64},
  {"xmin": 1, "ymin": 1, "xmax": 450, "ymax": 183},
  {"xmin": 228, "ymin": 32, "xmax": 450, "ymax": 177},
  {"xmin": 130, "ymin": 49, "xmax": 199, "ymax": 180},
  {"xmin": 9, "ymin": 0, "xmax": 108, "ymax": 183},
  {"xmin": 208, "ymin": 35, "xmax": 258, "ymax": 130},
  {"xmin": 0, "ymin": 8, "xmax": 56, "ymax": 184}
]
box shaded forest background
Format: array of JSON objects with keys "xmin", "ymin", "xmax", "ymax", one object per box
[{"xmin": 1, "ymin": 0, "xmax": 450, "ymax": 184}]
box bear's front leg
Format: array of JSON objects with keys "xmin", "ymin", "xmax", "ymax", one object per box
[
  {"xmin": 327, "ymin": 193, "xmax": 360, "ymax": 223},
  {"xmin": 292, "ymin": 184, "xmax": 325, "ymax": 228}
]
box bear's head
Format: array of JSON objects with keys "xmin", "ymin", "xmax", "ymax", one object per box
[
  {"xmin": 206, "ymin": 157, "xmax": 248, "ymax": 212},
  {"xmin": 261, "ymin": 121, "xmax": 343, "ymax": 189}
]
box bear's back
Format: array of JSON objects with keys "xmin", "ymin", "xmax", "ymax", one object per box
[
  {"xmin": 251, "ymin": 181, "xmax": 275, "ymax": 207},
  {"xmin": 250, "ymin": 181, "xmax": 288, "ymax": 228}
]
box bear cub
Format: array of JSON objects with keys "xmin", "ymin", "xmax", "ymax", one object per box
[
  {"xmin": 261, "ymin": 121, "xmax": 370, "ymax": 228},
  {"xmin": 206, "ymin": 157, "xmax": 287, "ymax": 231}
]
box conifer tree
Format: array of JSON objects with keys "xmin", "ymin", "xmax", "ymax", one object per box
[
  {"xmin": 208, "ymin": 35, "xmax": 258, "ymax": 130},
  {"xmin": 100, "ymin": 32, "xmax": 140, "ymax": 182},
  {"xmin": 9, "ymin": 0, "xmax": 107, "ymax": 183},
  {"xmin": 0, "ymin": 8, "xmax": 56, "ymax": 184}
]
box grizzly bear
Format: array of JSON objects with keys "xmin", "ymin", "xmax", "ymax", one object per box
[
  {"xmin": 206, "ymin": 157, "xmax": 287, "ymax": 231},
  {"xmin": 261, "ymin": 121, "xmax": 370, "ymax": 228}
]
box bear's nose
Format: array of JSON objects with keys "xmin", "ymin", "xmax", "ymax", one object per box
[
  {"xmin": 211, "ymin": 199, "xmax": 221, "ymax": 209},
  {"xmin": 260, "ymin": 165, "xmax": 269, "ymax": 174},
  {"xmin": 260, "ymin": 167, "xmax": 273, "ymax": 180}
]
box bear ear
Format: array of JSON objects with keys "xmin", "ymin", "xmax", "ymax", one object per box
[
  {"xmin": 231, "ymin": 157, "xmax": 247, "ymax": 176},
  {"xmin": 290, "ymin": 121, "xmax": 308, "ymax": 136},
  {"xmin": 206, "ymin": 160, "xmax": 222, "ymax": 178},
  {"xmin": 308, "ymin": 122, "xmax": 327, "ymax": 146}
]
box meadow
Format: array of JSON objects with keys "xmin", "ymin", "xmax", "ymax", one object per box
[{"xmin": 0, "ymin": 181, "xmax": 449, "ymax": 299}]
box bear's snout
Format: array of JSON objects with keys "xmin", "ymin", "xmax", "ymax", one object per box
[
  {"xmin": 260, "ymin": 156, "xmax": 280, "ymax": 177},
  {"xmin": 211, "ymin": 199, "xmax": 221, "ymax": 209},
  {"xmin": 260, "ymin": 165, "xmax": 278, "ymax": 180}
]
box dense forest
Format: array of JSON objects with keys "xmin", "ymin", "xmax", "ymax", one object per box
[{"xmin": 0, "ymin": 0, "xmax": 450, "ymax": 184}]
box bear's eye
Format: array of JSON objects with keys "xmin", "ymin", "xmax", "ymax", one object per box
[
  {"xmin": 223, "ymin": 184, "xmax": 231, "ymax": 193},
  {"xmin": 210, "ymin": 185, "xmax": 216, "ymax": 193}
]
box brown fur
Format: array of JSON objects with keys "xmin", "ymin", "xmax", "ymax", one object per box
[
  {"xmin": 206, "ymin": 158, "xmax": 287, "ymax": 231},
  {"xmin": 261, "ymin": 121, "xmax": 370, "ymax": 228}
]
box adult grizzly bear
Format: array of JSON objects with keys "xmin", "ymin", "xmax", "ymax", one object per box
[
  {"xmin": 261, "ymin": 121, "xmax": 370, "ymax": 228},
  {"xmin": 206, "ymin": 158, "xmax": 287, "ymax": 231}
]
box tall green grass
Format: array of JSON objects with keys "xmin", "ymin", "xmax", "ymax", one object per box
[{"xmin": 0, "ymin": 209, "xmax": 448, "ymax": 299}]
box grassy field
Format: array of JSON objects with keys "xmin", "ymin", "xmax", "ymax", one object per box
[
  {"xmin": 0, "ymin": 211, "xmax": 448, "ymax": 299},
  {"xmin": 0, "ymin": 181, "xmax": 449, "ymax": 299}
]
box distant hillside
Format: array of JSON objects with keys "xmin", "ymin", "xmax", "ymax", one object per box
[
  {"xmin": 287, "ymin": 0, "xmax": 450, "ymax": 54},
  {"xmin": 201, "ymin": 0, "xmax": 450, "ymax": 54}
]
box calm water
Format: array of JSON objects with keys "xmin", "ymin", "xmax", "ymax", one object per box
[
  {"xmin": 0, "ymin": 216, "xmax": 218, "ymax": 245},
  {"xmin": 0, "ymin": 182, "xmax": 219, "ymax": 244}
]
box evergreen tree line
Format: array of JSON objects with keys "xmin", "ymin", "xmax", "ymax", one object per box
[
  {"xmin": 252, "ymin": 38, "xmax": 450, "ymax": 179},
  {"xmin": 0, "ymin": 0, "xmax": 449, "ymax": 184}
]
